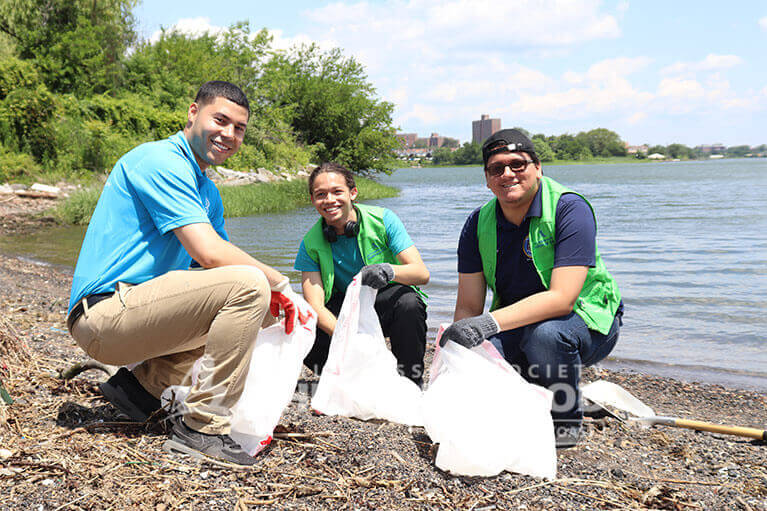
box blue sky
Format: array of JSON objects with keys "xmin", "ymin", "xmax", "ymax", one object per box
[{"xmin": 133, "ymin": 1, "xmax": 767, "ymax": 147}]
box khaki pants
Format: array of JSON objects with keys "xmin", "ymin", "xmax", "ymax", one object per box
[{"xmin": 70, "ymin": 266, "xmax": 272, "ymax": 434}]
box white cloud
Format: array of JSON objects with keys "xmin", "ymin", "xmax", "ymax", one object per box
[
  {"xmin": 760, "ymin": 17, "xmax": 767, "ymax": 30},
  {"xmin": 297, "ymin": 0, "xmax": 622, "ymax": 136},
  {"xmin": 661, "ymin": 54, "xmax": 742, "ymax": 75},
  {"xmin": 657, "ymin": 78, "xmax": 705, "ymax": 99},
  {"xmin": 150, "ymin": 17, "xmax": 225, "ymax": 42},
  {"xmin": 304, "ymin": 0, "xmax": 620, "ymax": 55},
  {"xmin": 627, "ymin": 112, "xmax": 646, "ymax": 125}
]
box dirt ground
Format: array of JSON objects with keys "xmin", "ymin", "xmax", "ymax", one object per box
[
  {"xmin": 0, "ymin": 201, "xmax": 766, "ymax": 510},
  {"xmin": 0, "ymin": 194, "xmax": 60, "ymax": 237}
]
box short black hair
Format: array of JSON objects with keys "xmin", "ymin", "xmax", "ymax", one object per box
[
  {"xmin": 194, "ymin": 81, "xmax": 250, "ymax": 116},
  {"xmin": 308, "ymin": 162, "xmax": 357, "ymax": 197}
]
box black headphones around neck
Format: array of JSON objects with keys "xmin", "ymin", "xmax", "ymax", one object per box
[
  {"xmin": 322, "ymin": 219, "xmax": 360, "ymax": 243},
  {"xmin": 322, "ymin": 210, "xmax": 360, "ymax": 243}
]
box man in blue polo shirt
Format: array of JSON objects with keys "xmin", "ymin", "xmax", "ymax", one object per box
[
  {"xmin": 440, "ymin": 129, "xmax": 623, "ymax": 448},
  {"xmin": 67, "ymin": 81, "xmax": 305, "ymax": 466}
]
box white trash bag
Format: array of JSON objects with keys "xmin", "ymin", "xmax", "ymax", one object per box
[
  {"xmin": 162, "ymin": 295, "xmax": 317, "ymax": 456},
  {"xmin": 422, "ymin": 325, "xmax": 557, "ymax": 479},
  {"xmin": 310, "ymin": 275, "xmax": 423, "ymax": 426}
]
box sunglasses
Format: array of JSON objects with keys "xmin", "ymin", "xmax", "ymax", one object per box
[{"xmin": 486, "ymin": 158, "xmax": 535, "ymax": 177}]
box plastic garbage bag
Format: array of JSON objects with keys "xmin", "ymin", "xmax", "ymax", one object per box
[
  {"xmin": 310, "ymin": 275, "xmax": 423, "ymax": 426},
  {"xmin": 422, "ymin": 325, "xmax": 557, "ymax": 479},
  {"xmin": 161, "ymin": 294, "xmax": 316, "ymax": 456}
]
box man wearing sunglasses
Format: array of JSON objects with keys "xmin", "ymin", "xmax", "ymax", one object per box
[{"xmin": 440, "ymin": 128, "xmax": 623, "ymax": 448}]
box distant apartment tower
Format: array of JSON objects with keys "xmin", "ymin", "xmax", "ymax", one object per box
[
  {"xmin": 472, "ymin": 114, "xmax": 501, "ymax": 145},
  {"xmin": 395, "ymin": 133, "xmax": 417, "ymax": 148}
]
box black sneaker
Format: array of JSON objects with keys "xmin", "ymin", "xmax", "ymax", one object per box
[
  {"xmin": 163, "ymin": 415, "xmax": 259, "ymax": 467},
  {"xmin": 99, "ymin": 367, "xmax": 162, "ymax": 422}
]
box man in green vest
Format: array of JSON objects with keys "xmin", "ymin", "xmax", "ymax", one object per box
[
  {"xmin": 295, "ymin": 162, "xmax": 430, "ymax": 386},
  {"xmin": 440, "ymin": 129, "xmax": 623, "ymax": 448}
]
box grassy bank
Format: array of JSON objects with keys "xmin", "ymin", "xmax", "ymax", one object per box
[{"xmin": 52, "ymin": 177, "xmax": 399, "ymax": 225}]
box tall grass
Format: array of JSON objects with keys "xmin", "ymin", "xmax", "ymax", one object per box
[
  {"xmin": 51, "ymin": 187, "xmax": 103, "ymax": 225},
  {"xmin": 52, "ymin": 176, "xmax": 399, "ymax": 225}
]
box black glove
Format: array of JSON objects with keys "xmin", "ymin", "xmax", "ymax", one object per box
[
  {"xmin": 439, "ymin": 313, "xmax": 499, "ymax": 348},
  {"xmin": 360, "ymin": 263, "xmax": 395, "ymax": 289}
]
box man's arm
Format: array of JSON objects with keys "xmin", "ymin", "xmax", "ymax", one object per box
[
  {"xmin": 489, "ymin": 265, "xmax": 588, "ymax": 331},
  {"xmin": 391, "ymin": 246, "xmax": 430, "ymax": 285},
  {"xmin": 453, "ymin": 272, "xmax": 487, "ymax": 321},
  {"xmin": 301, "ymin": 271, "xmax": 337, "ymax": 335},
  {"xmin": 174, "ymin": 222, "xmax": 284, "ymax": 286}
]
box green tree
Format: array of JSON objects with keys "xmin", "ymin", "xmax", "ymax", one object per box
[
  {"xmin": 452, "ymin": 142, "xmax": 482, "ymax": 165},
  {"xmin": 259, "ymin": 44, "xmax": 399, "ymax": 173},
  {"xmin": 430, "ymin": 147, "xmax": 453, "ymax": 165},
  {"xmin": 531, "ymin": 136, "xmax": 555, "ymax": 162},
  {"xmin": 666, "ymin": 143, "xmax": 692, "ymax": 159},
  {"xmin": 647, "ymin": 145, "xmax": 666, "ymax": 156},
  {"xmin": 550, "ymin": 134, "xmax": 587, "ymax": 160},
  {"xmin": 575, "ymin": 128, "xmax": 626, "ymax": 157},
  {"xmin": 725, "ymin": 145, "xmax": 750, "ymax": 157},
  {"xmin": 125, "ymin": 22, "xmax": 272, "ymax": 108},
  {"xmin": 0, "ymin": 0, "xmax": 138, "ymax": 95}
]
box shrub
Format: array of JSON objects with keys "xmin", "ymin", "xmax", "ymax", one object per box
[{"xmin": 0, "ymin": 148, "xmax": 42, "ymax": 183}]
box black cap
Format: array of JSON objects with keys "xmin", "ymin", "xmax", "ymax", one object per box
[{"xmin": 481, "ymin": 129, "xmax": 537, "ymax": 168}]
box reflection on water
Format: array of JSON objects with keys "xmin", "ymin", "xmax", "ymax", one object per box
[
  {"xmin": 2, "ymin": 158, "xmax": 766, "ymax": 386},
  {"xmin": 0, "ymin": 223, "xmax": 85, "ymax": 268}
]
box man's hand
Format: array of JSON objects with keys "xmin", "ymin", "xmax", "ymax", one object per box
[
  {"xmin": 439, "ymin": 313, "xmax": 500, "ymax": 348},
  {"xmin": 270, "ymin": 278, "xmax": 309, "ymax": 334},
  {"xmin": 360, "ymin": 263, "xmax": 395, "ymax": 289}
]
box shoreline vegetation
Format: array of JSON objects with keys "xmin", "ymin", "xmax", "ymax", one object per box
[
  {"xmin": 0, "ymin": 250, "xmax": 765, "ymax": 510},
  {"xmin": 50, "ymin": 175, "xmax": 398, "ymax": 226}
]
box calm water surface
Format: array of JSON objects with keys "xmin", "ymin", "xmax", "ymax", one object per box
[{"xmin": 2, "ymin": 159, "xmax": 765, "ymax": 388}]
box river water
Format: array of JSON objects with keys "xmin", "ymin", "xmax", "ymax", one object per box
[{"xmin": 2, "ymin": 159, "xmax": 765, "ymax": 389}]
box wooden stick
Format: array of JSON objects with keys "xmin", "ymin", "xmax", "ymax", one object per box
[{"xmin": 638, "ymin": 416, "xmax": 767, "ymax": 440}]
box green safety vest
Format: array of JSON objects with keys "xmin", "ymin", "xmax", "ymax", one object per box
[
  {"xmin": 477, "ymin": 176, "xmax": 621, "ymax": 334},
  {"xmin": 302, "ymin": 204, "xmax": 401, "ymax": 304}
]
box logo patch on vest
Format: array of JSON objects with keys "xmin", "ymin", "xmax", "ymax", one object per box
[
  {"xmin": 533, "ymin": 232, "xmax": 554, "ymax": 248},
  {"xmin": 522, "ymin": 235, "xmax": 533, "ymax": 259}
]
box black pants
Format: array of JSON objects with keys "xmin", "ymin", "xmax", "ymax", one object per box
[{"xmin": 303, "ymin": 283, "xmax": 427, "ymax": 386}]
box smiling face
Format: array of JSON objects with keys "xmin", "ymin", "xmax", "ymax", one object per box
[
  {"xmin": 485, "ymin": 150, "xmax": 542, "ymax": 212},
  {"xmin": 183, "ymin": 96, "xmax": 249, "ymax": 170},
  {"xmin": 310, "ymin": 171, "xmax": 358, "ymax": 231}
]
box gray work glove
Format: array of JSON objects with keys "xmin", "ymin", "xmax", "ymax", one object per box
[
  {"xmin": 360, "ymin": 263, "xmax": 395, "ymax": 289},
  {"xmin": 439, "ymin": 313, "xmax": 500, "ymax": 348}
]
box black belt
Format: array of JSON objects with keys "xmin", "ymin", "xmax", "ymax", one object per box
[{"xmin": 67, "ymin": 292, "xmax": 114, "ymax": 332}]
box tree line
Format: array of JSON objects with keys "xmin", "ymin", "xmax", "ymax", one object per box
[
  {"xmin": 430, "ymin": 128, "xmax": 766, "ymax": 166},
  {"xmin": 0, "ymin": 0, "xmax": 400, "ymax": 183}
]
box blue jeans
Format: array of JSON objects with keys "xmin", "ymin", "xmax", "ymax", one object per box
[{"xmin": 489, "ymin": 311, "xmax": 620, "ymax": 426}]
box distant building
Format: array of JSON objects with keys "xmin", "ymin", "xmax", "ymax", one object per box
[
  {"xmin": 472, "ymin": 114, "xmax": 501, "ymax": 145},
  {"xmin": 395, "ymin": 133, "xmax": 417, "ymax": 148},
  {"xmin": 627, "ymin": 144, "xmax": 649, "ymax": 155},
  {"xmin": 695, "ymin": 144, "xmax": 726, "ymax": 154},
  {"xmin": 428, "ymin": 132, "xmax": 444, "ymax": 148}
]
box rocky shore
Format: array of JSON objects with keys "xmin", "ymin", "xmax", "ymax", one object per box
[{"xmin": 0, "ymin": 209, "xmax": 765, "ymax": 510}]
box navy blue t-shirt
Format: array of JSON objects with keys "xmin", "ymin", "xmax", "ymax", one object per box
[{"xmin": 457, "ymin": 188, "xmax": 596, "ymax": 308}]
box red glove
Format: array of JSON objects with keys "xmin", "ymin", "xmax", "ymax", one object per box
[{"xmin": 270, "ymin": 278, "xmax": 309, "ymax": 334}]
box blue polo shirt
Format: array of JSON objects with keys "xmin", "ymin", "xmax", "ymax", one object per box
[
  {"xmin": 294, "ymin": 208, "xmax": 413, "ymax": 294},
  {"xmin": 457, "ymin": 188, "xmax": 597, "ymax": 308},
  {"xmin": 68, "ymin": 131, "xmax": 228, "ymax": 313}
]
